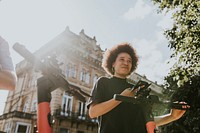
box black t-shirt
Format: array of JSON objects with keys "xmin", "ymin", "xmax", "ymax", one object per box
[{"xmin": 87, "ymin": 76, "xmax": 147, "ymax": 133}]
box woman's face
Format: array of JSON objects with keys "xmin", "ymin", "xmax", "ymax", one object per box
[{"xmin": 112, "ymin": 52, "xmax": 132, "ymax": 78}]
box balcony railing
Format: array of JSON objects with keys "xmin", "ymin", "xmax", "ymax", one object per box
[
  {"xmin": 0, "ymin": 110, "xmax": 35, "ymax": 120},
  {"xmin": 54, "ymin": 109, "xmax": 98, "ymax": 124}
]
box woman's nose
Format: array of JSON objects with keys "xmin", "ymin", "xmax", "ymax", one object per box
[{"xmin": 123, "ymin": 60, "xmax": 129, "ymax": 65}]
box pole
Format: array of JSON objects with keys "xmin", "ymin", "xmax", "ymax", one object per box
[{"xmin": 37, "ymin": 76, "xmax": 56, "ymax": 133}]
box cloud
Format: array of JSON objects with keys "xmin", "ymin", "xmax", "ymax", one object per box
[
  {"xmin": 131, "ymin": 34, "xmax": 172, "ymax": 84},
  {"xmin": 132, "ymin": 38, "xmax": 163, "ymax": 69},
  {"xmin": 123, "ymin": 0, "xmax": 153, "ymax": 20},
  {"xmin": 157, "ymin": 11, "xmax": 174, "ymax": 29}
]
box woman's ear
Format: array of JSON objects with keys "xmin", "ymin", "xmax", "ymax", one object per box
[
  {"xmin": 112, "ymin": 63, "xmax": 115, "ymax": 73},
  {"xmin": 112, "ymin": 62, "xmax": 115, "ymax": 68}
]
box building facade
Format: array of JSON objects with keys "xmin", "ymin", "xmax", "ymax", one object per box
[{"xmin": 0, "ymin": 27, "xmax": 164, "ymax": 133}]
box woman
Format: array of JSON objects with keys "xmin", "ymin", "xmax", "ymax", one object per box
[{"xmin": 87, "ymin": 42, "xmax": 188, "ymax": 133}]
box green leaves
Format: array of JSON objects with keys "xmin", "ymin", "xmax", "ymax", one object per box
[
  {"xmin": 151, "ymin": 0, "xmax": 200, "ymax": 132},
  {"xmin": 157, "ymin": 0, "xmax": 200, "ymax": 86}
]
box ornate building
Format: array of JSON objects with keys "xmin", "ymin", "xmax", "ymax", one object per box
[{"xmin": 0, "ymin": 27, "xmax": 164, "ymax": 133}]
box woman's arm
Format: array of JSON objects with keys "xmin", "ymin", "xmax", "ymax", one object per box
[
  {"xmin": 155, "ymin": 106, "xmax": 188, "ymax": 126},
  {"xmin": 89, "ymin": 88, "xmax": 136, "ymax": 118},
  {"xmin": 89, "ymin": 98, "xmax": 121, "ymax": 118}
]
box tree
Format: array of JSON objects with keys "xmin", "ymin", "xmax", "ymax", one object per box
[
  {"xmin": 152, "ymin": 0, "xmax": 200, "ymax": 86},
  {"xmin": 161, "ymin": 74, "xmax": 200, "ymax": 133},
  {"xmin": 151, "ymin": 0, "xmax": 200, "ymax": 132}
]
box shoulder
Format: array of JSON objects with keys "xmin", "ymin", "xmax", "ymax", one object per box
[
  {"xmin": 97, "ymin": 76, "xmax": 110, "ymax": 82},
  {"xmin": 94, "ymin": 76, "xmax": 111, "ymax": 86}
]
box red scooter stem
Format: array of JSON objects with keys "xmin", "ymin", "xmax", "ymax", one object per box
[
  {"xmin": 38, "ymin": 102, "xmax": 52, "ymax": 133},
  {"xmin": 37, "ymin": 76, "xmax": 55, "ymax": 133},
  {"xmin": 146, "ymin": 121, "xmax": 156, "ymax": 133}
]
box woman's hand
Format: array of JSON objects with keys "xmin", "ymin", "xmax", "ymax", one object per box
[
  {"xmin": 170, "ymin": 102, "xmax": 190, "ymax": 120},
  {"xmin": 120, "ymin": 88, "xmax": 138, "ymax": 97},
  {"xmin": 155, "ymin": 102, "xmax": 190, "ymax": 126},
  {"xmin": 170, "ymin": 109, "xmax": 186, "ymax": 120}
]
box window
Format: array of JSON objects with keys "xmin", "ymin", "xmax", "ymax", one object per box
[
  {"xmin": 77, "ymin": 131, "xmax": 84, "ymax": 133},
  {"xmin": 60, "ymin": 128, "xmax": 69, "ymax": 133},
  {"xmin": 4, "ymin": 122, "xmax": 12, "ymax": 133},
  {"xmin": 66, "ymin": 63, "xmax": 77, "ymax": 78},
  {"xmin": 31, "ymin": 100, "xmax": 37, "ymax": 112},
  {"xmin": 61, "ymin": 94, "xmax": 73, "ymax": 116},
  {"xmin": 93, "ymin": 74, "xmax": 98, "ymax": 86},
  {"xmin": 15, "ymin": 122, "xmax": 31, "ymax": 133},
  {"xmin": 79, "ymin": 68, "xmax": 85, "ymax": 81},
  {"xmin": 23, "ymin": 101, "xmax": 29, "ymax": 112},
  {"xmin": 85, "ymin": 72, "xmax": 90, "ymax": 84},
  {"xmin": 78, "ymin": 102, "xmax": 86, "ymax": 119},
  {"xmin": 79, "ymin": 68, "xmax": 90, "ymax": 84}
]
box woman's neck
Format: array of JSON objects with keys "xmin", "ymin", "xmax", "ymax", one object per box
[{"xmin": 113, "ymin": 74, "xmax": 127, "ymax": 79}]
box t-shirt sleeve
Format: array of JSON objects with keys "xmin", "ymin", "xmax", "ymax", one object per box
[
  {"xmin": 0, "ymin": 36, "xmax": 14, "ymax": 71},
  {"xmin": 87, "ymin": 77, "xmax": 106, "ymax": 109}
]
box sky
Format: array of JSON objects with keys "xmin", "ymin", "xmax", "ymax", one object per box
[{"xmin": 0, "ymin": 0, "xmax": 174, "ymax": 114}]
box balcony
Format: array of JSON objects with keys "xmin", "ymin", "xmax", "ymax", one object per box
[
  {"xmin": 0, "ymin": 110, "xmax": 35, "ymax": 120},
  {"xmin": 54, "ymin": 108, "xmax": 98, "ymax": 129}
]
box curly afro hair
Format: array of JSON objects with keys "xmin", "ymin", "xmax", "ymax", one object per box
[{"xmin": 102, "ymin": 42, "xmax": 139, "ymax": 76}]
